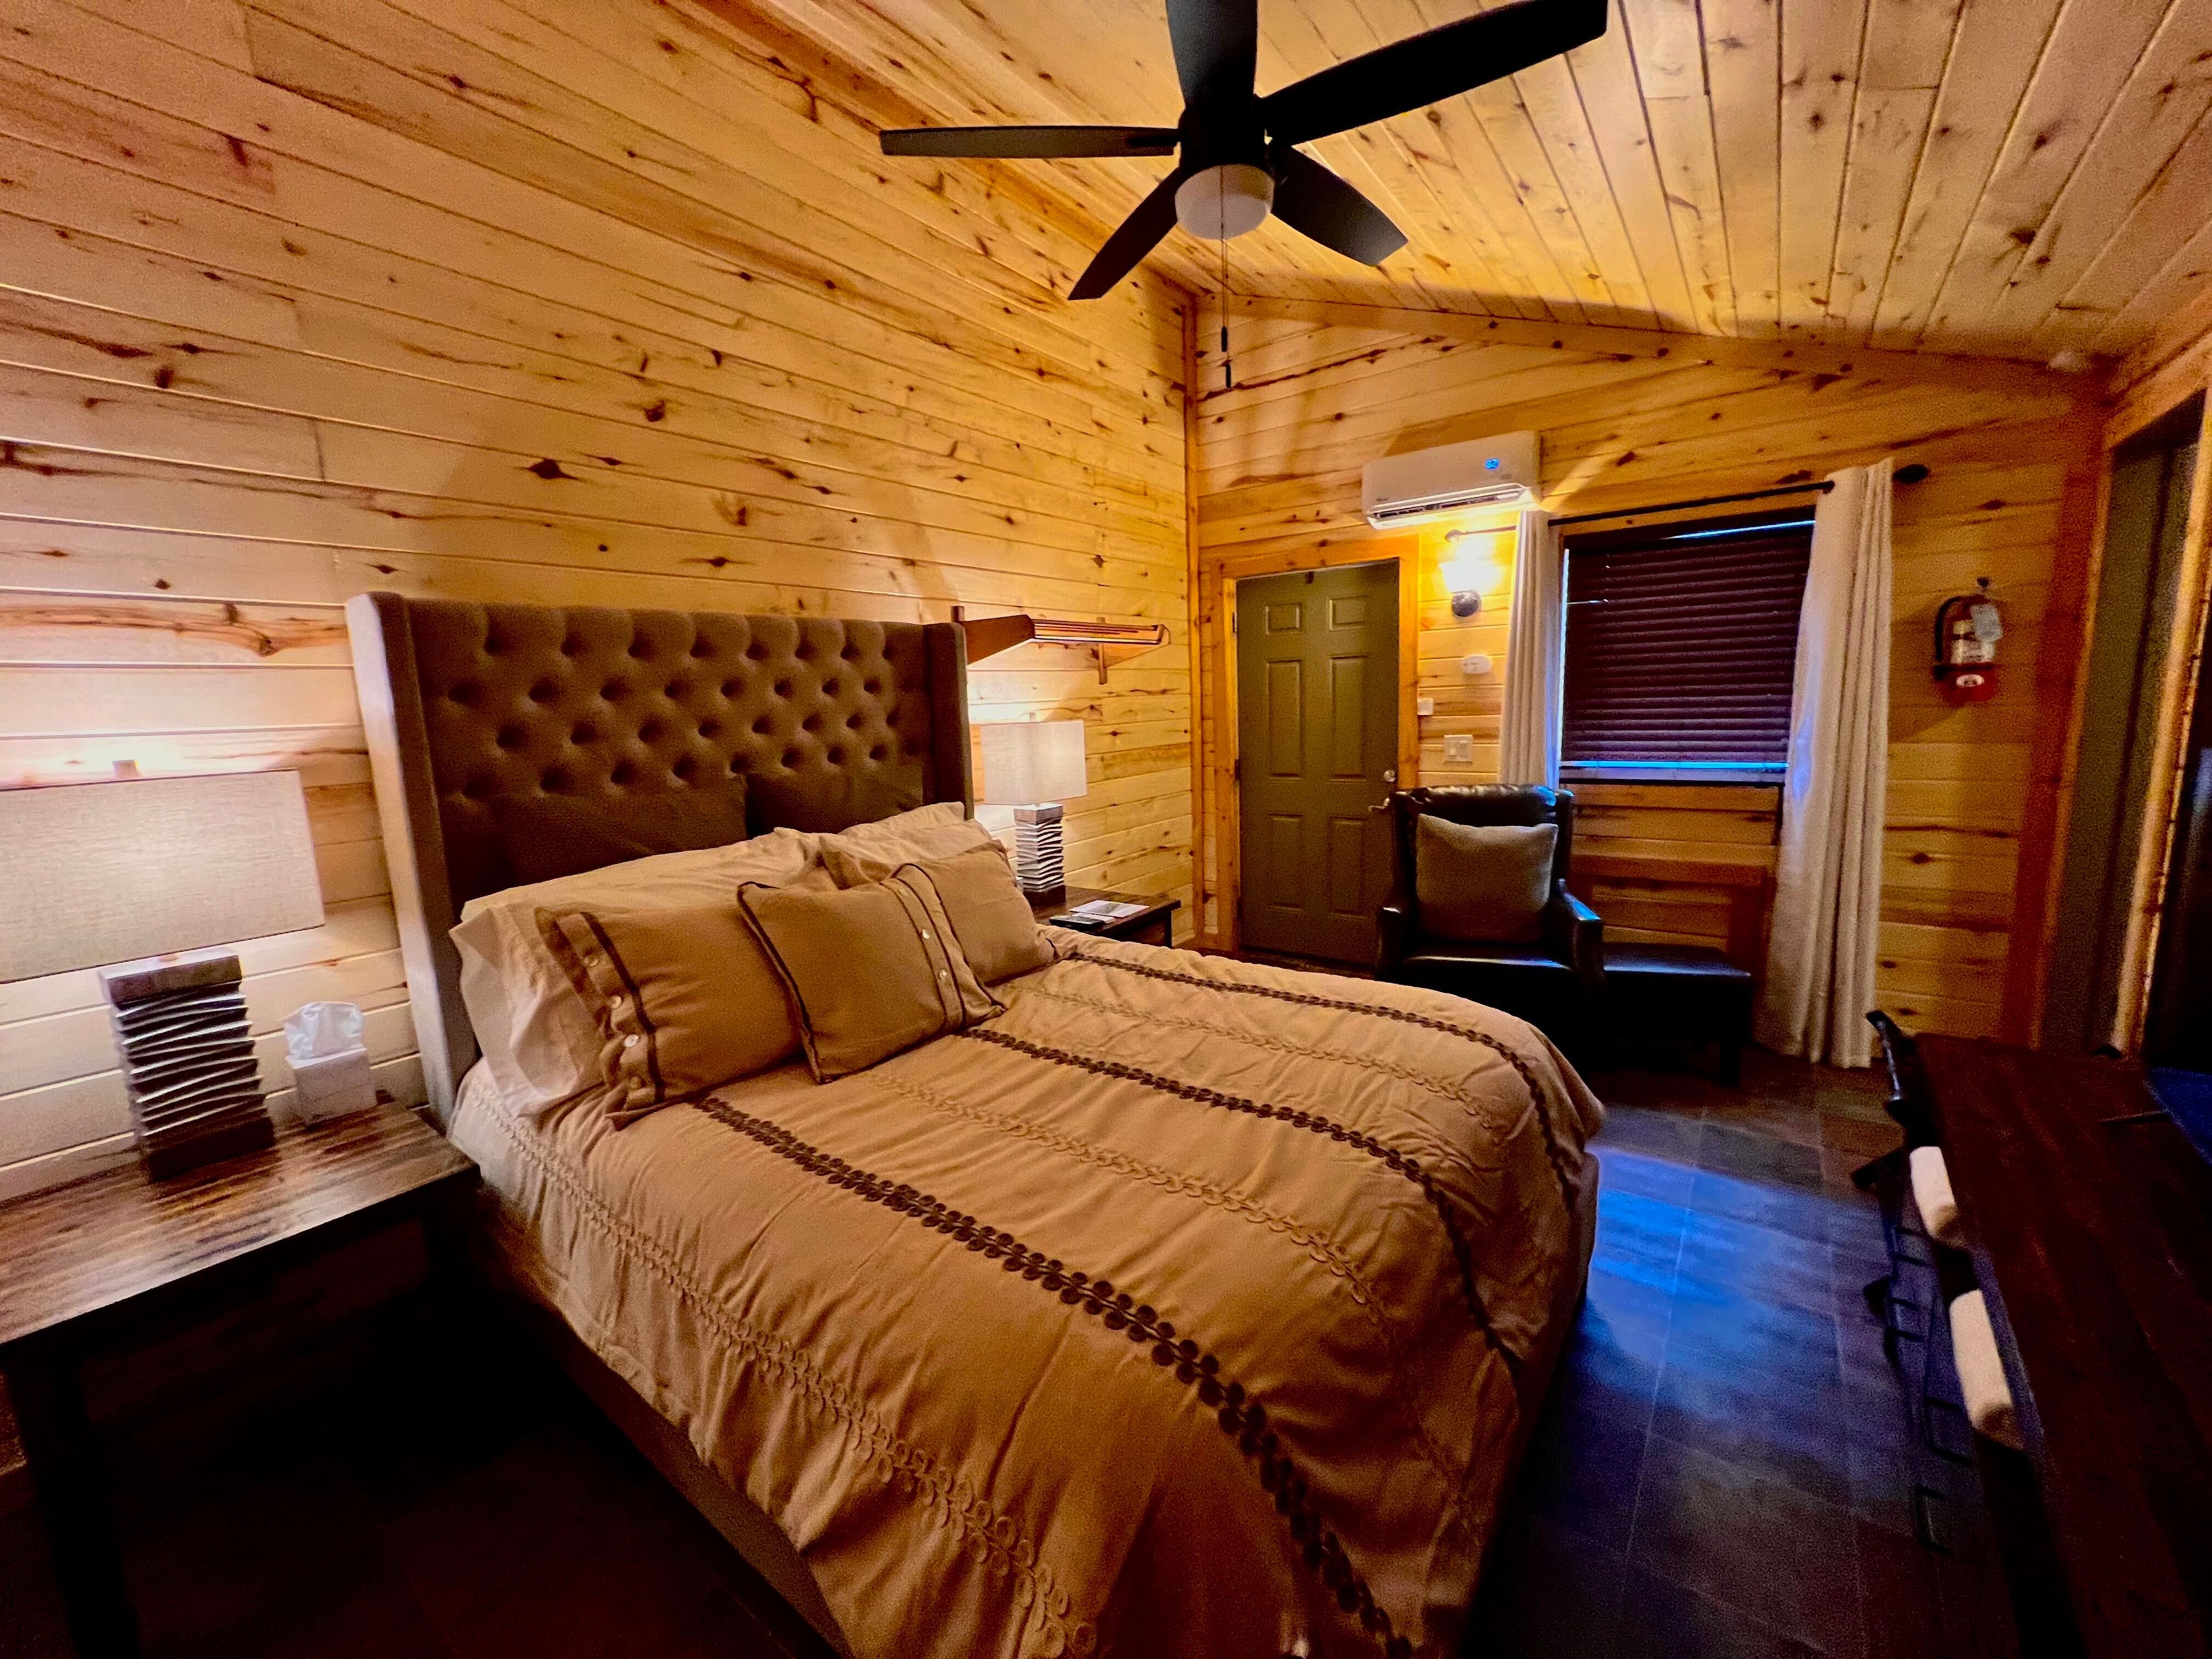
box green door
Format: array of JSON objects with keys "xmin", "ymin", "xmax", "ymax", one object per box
[{"xmin": 1236, "ymin": 560, "xmax": 1400, "ymax": 963}]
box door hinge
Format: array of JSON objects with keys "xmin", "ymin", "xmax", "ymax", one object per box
[
  {"xmin": 1232, "ymin": 756, "xmax": 1240, "ymax": 781},
  {"xmin": 1230, "ymin": 611, "xmax": 1238, "ymax": 635}
]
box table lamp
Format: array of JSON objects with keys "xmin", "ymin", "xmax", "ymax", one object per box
[
  {"xmin": 0, "ymin": 771, "xmax": 325, "ymax": 1179},
  {"xmin": 979, "ymin": 719, "xmax": 1088, "ymax": 899}
]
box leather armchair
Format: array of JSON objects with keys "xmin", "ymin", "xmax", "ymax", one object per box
[{"xmin": 1376, "ymin": 785, "xmax": 1603, "ymax": 1048}]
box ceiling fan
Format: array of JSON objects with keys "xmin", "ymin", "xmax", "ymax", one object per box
[{"xmin": 878, "ymin": 0, "xmax": 1609, "ymax": 299}]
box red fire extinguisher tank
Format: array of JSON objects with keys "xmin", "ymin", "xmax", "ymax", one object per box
[{"xmin": 1933, "ymin": 578, "xmax": 2002, "ymax": 704}]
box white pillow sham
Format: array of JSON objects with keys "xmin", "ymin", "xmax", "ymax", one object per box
[{"xmin": 451, "ymin": 827, "xmax": 822, "ymax": 1112}]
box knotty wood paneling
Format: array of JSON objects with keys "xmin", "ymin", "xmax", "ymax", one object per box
[
  {"xmin": 729, "ymin": 0, "xmax": 2212, "ymax": 361},
  {"xmin": 1192, "ymin": 296, "xmax": 2105, "ymax": 1044},
  {"xmin": 0, "ymin": 0, "xmax": 1193, "ymax": 1198}
]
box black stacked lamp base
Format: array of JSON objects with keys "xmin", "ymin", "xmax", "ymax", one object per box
[{"xmin": 99, "ymin": 949, "xmax": 274, "ymax": 1180}]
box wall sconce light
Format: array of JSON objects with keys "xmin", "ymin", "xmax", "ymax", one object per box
[{"xmin": 1440, "ymin": 529, "xmax": 1495, "ymax": 619}]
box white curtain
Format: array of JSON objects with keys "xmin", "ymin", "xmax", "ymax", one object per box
[
  {"xmin": 1759, "ymin": 461, "xmax": 1894, "ymax": 1067},
  {"xmin": 1498, "ymin": 508, "xmax": 1563, "ymax": 787}
]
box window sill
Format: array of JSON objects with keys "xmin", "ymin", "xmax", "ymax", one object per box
[{"xmin": 1559, "ymin": 766, "xmax": 1786, "ymax": 788}]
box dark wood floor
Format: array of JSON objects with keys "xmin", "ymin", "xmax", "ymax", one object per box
[
  {"xmin": 0, "ymin": 1052, "xmax": 2007, "ymax": 1657},
  {"xmin": 1469, "ymin": 1049, "xmax": 2013, "ymax": 1658}
]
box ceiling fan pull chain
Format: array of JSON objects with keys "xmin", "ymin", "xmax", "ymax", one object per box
[{"xmin": 1219, "ymin": 172, "xmax": 1233, "ymax": 392}]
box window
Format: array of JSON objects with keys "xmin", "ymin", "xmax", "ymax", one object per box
[{"xmin": 1559, "ymin": 510, "xmax": 1814, "ymax": 777}]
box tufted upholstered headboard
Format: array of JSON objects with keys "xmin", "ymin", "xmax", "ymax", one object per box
[{"xmin": 344, "ymin": 592, "xmax": 972, "ymax": 1119}]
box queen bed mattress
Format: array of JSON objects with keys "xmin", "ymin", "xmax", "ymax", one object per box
[{"xmin": 449, "ymin": 933, "xmax": 1602, "ymax": 1659}]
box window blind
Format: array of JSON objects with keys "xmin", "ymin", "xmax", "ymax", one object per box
[{"xmin": 1560, "ymin": 516, "xmax": 1814, "ymax": 770}]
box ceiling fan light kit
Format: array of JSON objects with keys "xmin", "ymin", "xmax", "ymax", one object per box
[
  {"xmin": 1176, "ymin": 164, "xmax": 1275, "ymax": 239},
  {"xmin": 877, "ymin": 0, "xmax": 1609, "ymax": 299}
]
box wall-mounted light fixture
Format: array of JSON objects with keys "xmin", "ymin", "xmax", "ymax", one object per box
[{"xmin": 1440, "ymin": 528, "xmax": 1497, "ymax": 618}]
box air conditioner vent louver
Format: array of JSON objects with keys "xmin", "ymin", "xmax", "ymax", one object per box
[{"xmin": 1362, "ymin": 433, "xmax": 1539, "ymax": 528}]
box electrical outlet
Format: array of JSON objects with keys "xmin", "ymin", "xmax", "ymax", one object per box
[
  {"xmin": 1444, "ymin": 733, "xmax": 1475, "ymax": 764},
  {"xmin": 1416, "ymin": 696, "xmax": 1435, "ymax": 717}
]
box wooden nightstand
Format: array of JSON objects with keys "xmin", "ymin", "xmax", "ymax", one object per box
[
  {"xmin": 0, "ymin": 1101, "xmax": 476, "ymax": 1658},
  {"xmin": 1031, "ymin": 886, "xmax": 1181, "ymax": 948}
]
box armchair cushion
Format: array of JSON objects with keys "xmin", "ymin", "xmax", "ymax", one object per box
[
  {"xmin": 1392, "ymin": 945, "xmax": 1580, "ymax": 1034},
  {"xmin": 1400, "ymin": 941, "xmax": 1575, "ymax": 974},
  {"xmin": 1414, "ymin": 816, "xmax": 1555, "ymax": 942}
]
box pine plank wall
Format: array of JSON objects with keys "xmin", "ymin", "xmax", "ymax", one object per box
[
  {"xmin": 0, "ymin": 0, "xmax": 2166, "ymax": 1200},
  {"xmin": 0, "ymin": 0, "xmax": 1194, "ymax": 1199},
  {"xmin": 1189, "ymin": 297, "xmax": 2107, "ymax": 1048}
]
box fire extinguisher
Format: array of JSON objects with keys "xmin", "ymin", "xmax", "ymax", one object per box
[{"xmin": 1933, "ymin": 577, "xmax": 2002, "ymax": 704}]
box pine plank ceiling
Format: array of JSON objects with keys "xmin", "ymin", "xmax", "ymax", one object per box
[{"xmin": 730, "ymin": 0, "xmax": 2212, "ymax": 363}]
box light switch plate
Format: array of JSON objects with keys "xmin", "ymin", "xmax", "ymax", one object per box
[
  {"xmin": 1416, "ymin": 696, "xmax": 1435, "ymax": 717},
  {"xmin": 1444, "ymin": 734, "xmax": 1475, "ymax": 764}
]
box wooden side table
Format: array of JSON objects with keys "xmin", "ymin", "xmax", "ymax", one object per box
[
  {"xmin": 1031, "ymin": 887, "xmax": 1180, "ymax": 948},
  {"xmin": 0, "ymin": 1101, "xmax": 476, "ymax": 1658}
]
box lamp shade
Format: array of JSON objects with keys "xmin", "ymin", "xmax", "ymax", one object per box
[
  {"xmin": 1439, "ymin": 552, "xmax": 1487, "ymax": 595},
  {"xmin": 979, "ymin": 720, "xmax": 1088, "ymax": 805},
  {"xmin": 0, "ymin": 772, "xmax": 324, "ymax": 982}
]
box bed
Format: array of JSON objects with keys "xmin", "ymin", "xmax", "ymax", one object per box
[{"xmin": 346, "ymin": 593, "xmax": 1603, "ymax": 1659}]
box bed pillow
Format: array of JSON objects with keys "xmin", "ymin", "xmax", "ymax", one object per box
[
  {"xmin": 450, "ymin": 828, "xmax": 820, "ymax": 1111},
  {"xmin": 1414, "ymin": 816, "xmax": 1556, "ymax": 943},
  {"xmin": 738, "ymin": 869, "xmax": 999, "ymax": 1082},
  {"xmin": 819, "ymin": 812, "xmax": 995, "ymax": 887},
  {"xmin": 816, "ymin": 802, "xmax": 986, "ymax": 876},
  {"xmin": 535, "ymin": 896, "xmax": 802, "ymax": 1124},
  {"xmin": 893, "ymin": 844, "xmax": 1053, "ymax": 984},
  {"xmin": 490, "ymin": 779, "xmax": 750, "ymax": 887}
]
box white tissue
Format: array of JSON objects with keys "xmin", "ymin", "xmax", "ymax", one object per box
[{"xmin": 284, "ymin": 1001, "xmax": 364, "ymax": 1066}]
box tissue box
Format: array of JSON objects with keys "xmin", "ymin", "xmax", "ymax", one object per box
[{"xmin": 289, "ymin": 1044, "xmax": 374, "ymax": 1122}]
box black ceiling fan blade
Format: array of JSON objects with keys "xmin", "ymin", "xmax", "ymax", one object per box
[
  {"xmin": 1168, "ymin": 0, "xmax": 1258, "ymax": 108},
  {"xmin": 1268, "ymin": 143, "xmax": 1408, "ymax": 265},
  {"xmin": 880, "ymin": 125, "xmax": 1180, "ymax": 159},
  {"xmin": 1070, "ymin": 168, "xmax": 1190, "ymax": 300},
  {"xmin": 1259, "ymin": 0, "xmax": 1609, "ymax": 146}
]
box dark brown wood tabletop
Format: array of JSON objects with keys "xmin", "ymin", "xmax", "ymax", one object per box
[
  {"xmin": 0, "ymin": 1101, "xmax": 475, "ymax": 1353},
  {"xmin": 1920, "ymin": 1037, "xmax": 2212, "ymax": 1658},
  {"xmin": 1030, "ymin": 886, "xmax": 1179, "ymax": 948}
]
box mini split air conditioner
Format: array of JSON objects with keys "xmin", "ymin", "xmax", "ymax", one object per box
[{"xmin": 1361, "ymin": 433, "xmax": 1539, "ymax": 527}]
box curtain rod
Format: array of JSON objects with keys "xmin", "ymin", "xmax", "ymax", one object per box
[{"xmin": 1547, "ymin": 480, "xmax": 1834, "ymax": 529}]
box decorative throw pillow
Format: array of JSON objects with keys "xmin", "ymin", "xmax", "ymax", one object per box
[
  {"xmin": 535, "ymin": 889, "xmax": 816, "ymax": 1124},
  {"xmin": 738, "ymin": 869, "xmax": 999, "ymax": 1081},
  {"xmin": 1414, "ymin": 816, "xmax": 1557, "ymax": 943},
  {"xmin": 491, "ymin": 779, "xmax": 751, "ymax": 887},
  {"xmin": 899, "ymin": 844, "xmax": 1054, "ymax": 984},
  {"xmin": 747, "ymin": 767, "xmax": 925, "ymax": 836}
]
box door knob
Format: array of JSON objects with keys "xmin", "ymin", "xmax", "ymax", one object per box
[{"xmin": 1381, "ymin": 768, "xmax": 1397, "ymax": 784}]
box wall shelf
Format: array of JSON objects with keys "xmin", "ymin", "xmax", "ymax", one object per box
[{"xmin": 953, "ymin": 607, "xmax": 1168, "ymax": 683}]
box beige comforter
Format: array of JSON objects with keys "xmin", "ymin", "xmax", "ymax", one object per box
[{"xmin": 450, "ymin": 937, "xmax": 1603, "ymax": 1659}]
